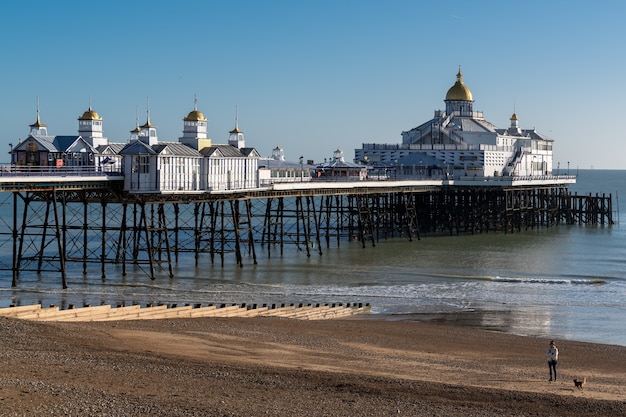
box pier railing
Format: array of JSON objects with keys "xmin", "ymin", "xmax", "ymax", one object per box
[
  {"xmin": 0, "ymin": 164, "xmax": 575, "ymax": 184},
  {"xmin": 0, "ymin": 165, "xmax": 122, "ymax": 177}
]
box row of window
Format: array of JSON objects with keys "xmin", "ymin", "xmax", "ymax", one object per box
[{"xmin": 270, "ymin": 169, "xmax": 310, "ymax": 178}]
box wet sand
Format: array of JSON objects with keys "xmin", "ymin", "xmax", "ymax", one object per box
[{"xmin": 0, "ymin": 315, "xmax": 624, "ymax": 416}]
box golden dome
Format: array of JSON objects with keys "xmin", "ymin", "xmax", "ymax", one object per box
[
  {"xmin": 79, "ymin": 108, "xmax": 102, "ymax": 120},
  {"xmin": 184, "ymin": 109, "xmax": 207, "ymax": 121},
  {"xmin": 445, "ymin": 68, "xmax": 473, "ymax": 101},
  {"xmin": 510, "ymin": 113, "xmax": 518, "ymax": 121}
]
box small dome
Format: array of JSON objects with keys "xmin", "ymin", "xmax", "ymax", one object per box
[
  {"xmin": 510, "ymin": 113, "xmax": 518, "ymax": 121},
  {"xmin": 184, "ymin": 109, "xmax": 207, "ymax": 121},
  {"xmin": 445, "ymin": 68, "xmax": 473, "ymax": 101},
  {"xmin": 79, "ymin": 108, "xmax": 102, "ymax": 120},
  {"xmin": 30, "ymin": 115, "xmax": 47, "ymax": 128}
]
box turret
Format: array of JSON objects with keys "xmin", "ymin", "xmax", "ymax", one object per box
[
  {"xmin": 228, "ymin": 107, "xmax": 245, "ymax": 149},
  {"xmin": 179, "ymin": 97, "xmax": 211, "ymax": 150},
  {"xmin": 29, "ymin": 99, "xmax": 48, "ymax": 136},
  {"xmin": 508, "ymin": 113, "xmax": 522, "ymax": 135},
  {"xmin": 271, "ymin": 145, "xmax": 285, "ymax": 161},
  {"xmin": 78, "ymin": 104, "xmax": 108, "ymax": 147}
]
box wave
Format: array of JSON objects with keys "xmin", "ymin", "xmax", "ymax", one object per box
[{"xmin": 491, "ymin": 276, "xmax": 606, "ymax": 285}]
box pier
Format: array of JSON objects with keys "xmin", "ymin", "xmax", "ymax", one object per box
[{"xmin": 0, "ymin": 169, "xmax": 613, "ymax": 288}]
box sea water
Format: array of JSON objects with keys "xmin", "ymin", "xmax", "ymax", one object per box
[{"xmin": 0, "ymin": 169, "xmax": 624, "ymax": 346}]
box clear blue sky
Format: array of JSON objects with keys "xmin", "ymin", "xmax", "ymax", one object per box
[{"xmin": 1, "ymin": 1, "xmax": 623, "ymax": 168}]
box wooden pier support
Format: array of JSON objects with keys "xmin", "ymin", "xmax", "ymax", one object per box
[{"xmin": 3, "ymin": 185, "xmax": 614, "ymax": 286}]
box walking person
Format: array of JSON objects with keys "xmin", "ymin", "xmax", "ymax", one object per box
[{"xmin": 546, "ymin": 340, "xmax": 558, "ymax": 382}]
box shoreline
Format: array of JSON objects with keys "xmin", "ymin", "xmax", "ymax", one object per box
[
  {"xmin": 3, "ymin": 301, "xmax": 626, "ymax": 348},
  {"xmin": 362, "ymin": 310, "xmax": 626, "ymax": 349},
  {"xmin": 0, "ymin": 315, "xmax": 625, "ymax": 416}
]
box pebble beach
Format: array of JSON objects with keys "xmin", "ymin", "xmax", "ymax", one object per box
[{"xmin": 0, "ymin": 315, "xmax": 625, "ymax": 416}]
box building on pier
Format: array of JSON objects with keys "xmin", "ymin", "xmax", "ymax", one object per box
[
  {"xmin": 10, "ymin": 101, "xmax": 263, "ymax": 193},
  {"xmin": 96, "ymin": 143, "xmax": 125, "ymax": 173},
  {"xmin": 119, "ymin": 107, "xmax": 261, "ymax": 193},
  {"xmin": 258, "ymin": 145, "xmax": 313, "ymax": 185},
  {"xmin": 201, "ymin": 144, "xmax": 260, "ymax": 191},
  {"xmin": 354, "ymin": 67, "xmax": 554, "ymax": 178},
  {"xmin": 10, "ymin": 68, "xmax": 565, "ymax": 194},
  {"xmin": 12, "ymin": 109, "xmax": 99, "ymax": 168},
  {"xmin": 199, "ymin": 114, "xmax": 260, "ymax": 191},
  {"xmin": 316, "ymin": 148, "xmax": 367, "ymax": 180},
  {"xmin": 120, "ymin": 139, "xmax": 203, "ymax": 193}
]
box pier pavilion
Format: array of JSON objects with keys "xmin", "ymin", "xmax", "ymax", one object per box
[{"xmin": 355, "ymin": 67, "xmax": 554, "ymax": 178}]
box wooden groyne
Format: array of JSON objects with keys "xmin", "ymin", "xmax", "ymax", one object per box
[{"xmin": 0, "ymin": 302, "xmax": 371, "ymax": 322}]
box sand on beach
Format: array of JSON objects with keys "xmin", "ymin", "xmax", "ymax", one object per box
[{"xmin": 0, "ymin": 315, "xmax": 624, "ymax": 416}]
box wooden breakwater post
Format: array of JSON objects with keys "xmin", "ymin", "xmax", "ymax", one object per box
[{"xmin": 0, "ymin": 302, "xmax": 372, "ymax": 322}]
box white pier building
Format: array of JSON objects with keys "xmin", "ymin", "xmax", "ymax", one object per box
[{"xmin": 355, "ymin": 68, "xmax": 554, "ymax": 178}]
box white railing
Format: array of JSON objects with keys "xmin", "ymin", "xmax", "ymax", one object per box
[
  {"xmin": 0, "ymin": 165, "xmax": 123, "ymax": 177},
  {"xmin": 453, "ymin": 174, "xmax": 576, "ymax": 182}
]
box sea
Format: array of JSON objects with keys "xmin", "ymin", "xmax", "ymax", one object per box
[{"xmin": 0, "ymin": 169, "xmax": 625, "ymax": 347}]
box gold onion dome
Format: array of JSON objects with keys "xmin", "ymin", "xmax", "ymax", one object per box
[
  {"xmin": 185, "ymin": 109, "xmax": 207, "ymax": 121},
  {"xmin": 79, "ymin": 108, "xmax": 102, "ymax": 120},
  {"xmin": 445, "ymin": 68, "xmax": 473, "ymax": 101},
  {"xmin": 510, "ymin": 113, "xmax": 519, "ymax": 121}
]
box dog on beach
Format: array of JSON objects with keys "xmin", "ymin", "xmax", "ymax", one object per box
[{"xmin": 573, "ymin": 377, "xmax": 587, "ymax": 390}]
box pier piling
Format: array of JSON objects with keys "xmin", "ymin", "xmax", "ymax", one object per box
[{"xmin": 1, "ymin": 184, "xmax": 614, "ymax": 286}]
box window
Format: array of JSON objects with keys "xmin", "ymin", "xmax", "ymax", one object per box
[{"xmin": 140, "ymin": 156, "xmax": 150, "ymax": 173}]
